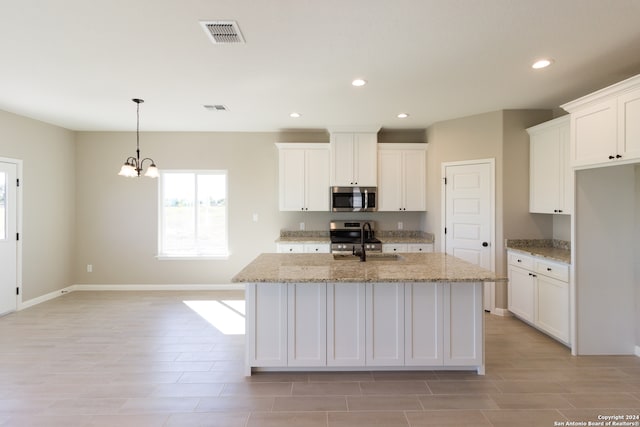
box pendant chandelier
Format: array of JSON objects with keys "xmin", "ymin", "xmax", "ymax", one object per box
[{"xmin": 118, "ymin": 98, "xmax": 159, "ymax": 178}]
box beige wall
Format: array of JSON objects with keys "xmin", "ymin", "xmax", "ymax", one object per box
[
  {"xmin": 425, "ymin": 109, "xmax": 554, "ymax": 308},
  {"xmin": 0, "ymin": 110, "xmax": 76, "ymax": 301},
  {"xmin": 73, "ymin": 131, "xmax": 429, "ymax": 286},
  {"xmin": 3, "ymin": 107, "xmax": 563, "ymax": 307},
  {"xmin": 75, "ymin": 131, "xmax": 281, "ymax": 285}
]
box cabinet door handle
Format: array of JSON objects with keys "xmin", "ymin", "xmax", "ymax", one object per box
[
  {"xmin": 609, "ymin": 155, "xmax": 615, "ymax": 160},
  {"xmin": 616, "ymin": 154, "xmax": 622, "ymax": 159},
  {"xmin": 482, "ymin": 242, "xmax": 489, "ymax": 247},
  {"xmin": 547, "ymin": 267, "xmax": 552, "ymax": 271},
  {"xmin": 517, "ymin": 259, "xmax": 522, "ymax": 263}
]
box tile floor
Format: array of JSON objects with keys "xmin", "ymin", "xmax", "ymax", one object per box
[{"xmin": 0, "ymin": 290, "xmax": 638, "ymax": 426}]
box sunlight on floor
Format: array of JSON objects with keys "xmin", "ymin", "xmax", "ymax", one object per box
[{"xmin": 183, "ymin": 300, "xmax": 246, "ymax": 335}]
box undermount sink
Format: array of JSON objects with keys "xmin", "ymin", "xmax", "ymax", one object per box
[{"xmin": 332, "ymin": 253, "xmax": 403, "ymax": 262}]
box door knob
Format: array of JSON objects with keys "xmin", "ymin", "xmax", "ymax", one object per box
[{"xmin": 482, "ymin": 242, "xmax": 489, "ymax": 247}]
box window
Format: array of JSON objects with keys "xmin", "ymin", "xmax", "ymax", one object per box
[{"xmin": 159, "ymin": 170, "xmax": 228, "ymax": 258}]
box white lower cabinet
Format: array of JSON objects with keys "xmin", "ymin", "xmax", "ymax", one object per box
[
  {"xmin": 444, "ymin": 283, "xmax": 484, "ymax": 366},
  {"xmin": 327, "ymin": 283, "xmax": 366, "ymax": 366},
  {"xmin": 287, "ymin": 283, "xmax": 326, "ymax": 366},
  {"xmin": 276, "ymin": 243, "xmax": 330, "ymax": 253},
  {"xmin": 246, "ymin": 281, "xmax": 484, "ymax": 374},
  {"xmin": 535, "ymin": 274, "xmax": 569, "ymax": 343},
  {"xmin": 507, "ymin": 264, "xmax": 536, "ymax": 323},
  {"xmin": 382, "ymin": 243, "xmax": 434, "ymax": 253},
  {"xmin": 366, "ymin": 283, "xmax": 405, "ymax": 366},
  {"xmin": 507, "ymin": 250, "xmax": 570, "ymax": 344},
  {"xmin": 405, "ymin": 283, "xmax": 442, "ymax": 365},
  {"xmin": 246, "ymin": 283, "xmax": 288, "ymax": 367}
]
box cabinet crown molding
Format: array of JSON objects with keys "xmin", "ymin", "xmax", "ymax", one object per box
[
  {"xmin": 526, "ymin": 115, "xmax": 569, "ymax": 135},
  {"xmin": 275, "ymin": 142, "xmax": 329, "ymax": 149},
  {"xmin": 328, "ymin": 127, "xmax": 380, "ymax": 134},
  {"xmin": 561, "ymin": 73, "xmax": 640, "ymax": 112},
  {"xmin": 378, "ymin": 143, "xmax": 428, "ymax": 151}
]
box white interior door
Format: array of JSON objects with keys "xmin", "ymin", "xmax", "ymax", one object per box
[
  {"xmin": 0, "ymin": 161, "xmax": 18, "ymax": 315},
  {"xmin": 443, "ymin": 160, "xmax": 495, "ymax": 311}
]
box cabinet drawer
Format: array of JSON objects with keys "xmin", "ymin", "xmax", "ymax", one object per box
[
  {"xmin": 382, "ymin": 244, "xmax": 407, "ymax": 253},
  {"xmin": 507, "ymin": 252, "xmax": 534, "ymax": 269},
  {"xmin": 277, "ymin": 244, "xmax": 304, "ymax": 253},
  {"xmin": 304, "ymin": 244, "xmax": 330, "ymax": 253},
  {"xmin": 407, "ymin": 243, "xmax": 434, "ymax": 253},
  {"xmin": 534, "ymin": 259, "xmax": 569, "ymax": 282}
]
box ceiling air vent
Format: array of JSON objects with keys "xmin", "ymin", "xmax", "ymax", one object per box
[
  {"xmin": 203, "ymin": 104, "xmax": 229, "ymax": 111},
  {"xmin": 200, "ymin": 21, "xmax": 245, "ymax": 44}
]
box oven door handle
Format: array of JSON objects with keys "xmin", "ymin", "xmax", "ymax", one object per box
[{"xmin": 364, "ymin": 189, "xmax": 368, "ymax": 210}]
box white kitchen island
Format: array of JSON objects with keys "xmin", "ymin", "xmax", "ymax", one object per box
[{"xmin": 232, "ymin": 253, "xmax": 504, "ymax": 376}]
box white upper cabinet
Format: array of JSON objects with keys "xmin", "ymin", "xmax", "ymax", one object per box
[
  {"xmin": 377, "ymin": 143, "xmax": 427, "ymax": 211},
  {"xmin": 276, "ymin": 143, "xmax": 330, "ymax": 211},
  {"xmin": 330, "ymin": 132, "xmax": 378, "ymax": 186},
  {"xmin": 527, "ymin": 116, "xmax": 572, "ymax": 214},
  {"xmin": 618, "ymin": 87, "xmax": 640, "ymax": 160},
  {"xmin": 562, "ymin": 74, "xmax": 640, "ymax": 169}
]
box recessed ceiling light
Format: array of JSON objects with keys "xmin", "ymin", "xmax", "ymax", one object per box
[
  {"xmin": 397, "ymin": 113, "xmax": 409, "ymax": 119},
  {"xmin": 289, "ymin": 112, "xmax": 301, "ymax": 118},
  {"xmin": 532, "ymin": 59, "xmax": 553, "ymax": 69},
  {"xmin": 352, "ymin": 79, "xmax": 367, "ymax": 87}
]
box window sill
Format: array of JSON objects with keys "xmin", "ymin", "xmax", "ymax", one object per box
[{"xmin": 156, "ymin": 254, "xmax": 230, "ymax": 261}]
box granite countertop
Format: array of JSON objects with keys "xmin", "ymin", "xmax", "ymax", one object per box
[
  {"xmin": 275, "ymin": 236, "xmax": 331, "ymax": 244},
  {"xmin": 232, "ymin": 253, "xmax": 505, "ymax": 283},
  {"xmin": 378, "ymin": 236, "xmax": 434, "ymax": 244},
  {"xmin": 506, "ymin": 239, "xmax": 571, "ymax": 264}
]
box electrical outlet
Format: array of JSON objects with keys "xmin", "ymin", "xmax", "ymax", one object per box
[
  {"xmin": 252, "ymin": 213, "xmax": 259, "ymax": 222},
  {"xmin": 87, "ymin": 264, "xmax": 93, "ymax": 273},
  {"xmin": 299, "ymin": 222, "xmax": 305, "ymax": 231},
  {"xmin": 397, "ymin": 222, "xmax": 403, "ymax": 230}
]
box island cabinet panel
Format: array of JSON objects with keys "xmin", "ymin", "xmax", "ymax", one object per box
[
  {"xmin": 246, "ymin": 283, "xmax": 287, "ymax": 367},
  {"xmin": 327, "ymin": 283, "xmax": 366, "ymax": 366},
  {"xmin": 366, "ymin": 283, "xmax": 405, "ymax": 366},
  {"xmin": 287, "ymin": 283, "xmax": 327, "ymax": 366},
  {"xmin": 443, "ymin": 283, "xmax": 483, "ymax": 368},
  {"xmin": 404, "ymin": 283, "xmax": 443, "ymax": 365}
]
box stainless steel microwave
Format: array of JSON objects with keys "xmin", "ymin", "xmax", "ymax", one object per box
[{"xmin": 331, "ymin": 186, "xmax": 377, "ymax": 212}]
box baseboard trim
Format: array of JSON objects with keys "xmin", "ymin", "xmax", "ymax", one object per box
[
  {"xmin": 73, "ymin": 284, "xmax": 245, "ymax": 291},
  {"xmin": 17, "ymin": 284, "xmax": 245, "ymax": 311},
  {"xmin": 491, "ymin": 307, "xmax": 511, "ymax": 317},
  {"xmin": 19, "ymin": 285, "xmax": 76, "ymax": 310}
]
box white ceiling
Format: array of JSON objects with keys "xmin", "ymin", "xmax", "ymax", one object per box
[{"xmin": 1, "ymin": 0, "xmax": 640, "ymax": 132}]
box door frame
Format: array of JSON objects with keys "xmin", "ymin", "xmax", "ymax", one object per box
[
  {"xmin": 0, "ymin": 157, "xmax": 23, "ymax": 311},
  {"xmin": 440, "ymin": 158, "xmax": 496, "ymax": 312}
]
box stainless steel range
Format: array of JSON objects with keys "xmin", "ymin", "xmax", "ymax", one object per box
[{"xmin": 329, "ymin": 220, "xmax": 382, "ymax": 254}]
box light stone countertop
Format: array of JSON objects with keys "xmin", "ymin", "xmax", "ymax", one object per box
[
  {"xmin": 505, "ymin": 239, "xmax": 571, "ymax": 264},
  {"xmin": 232, "ymin": 253, "xmax": 505, "ymax": 283},
  {"xmin": 506, "ymin": 246, "xmax": 571, "ymax": 264},
  {"xmin": 275, "ymin": 236, "xmax": 331, "ymax": 244},
  {"xmin": 378, "ymin": 236, "xmax": 434, "ymax": 244}
]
